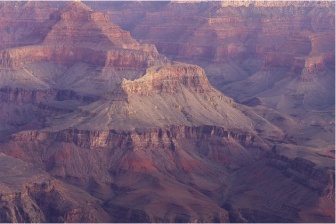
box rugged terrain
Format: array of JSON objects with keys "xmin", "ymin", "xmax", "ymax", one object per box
[
  {"xmin": 96, "ymin": 1, "xmax": 335, "ymax": 113},
  {"xmin": 0, "ymin": 1, "xmax": 334, "ymax": 223}
]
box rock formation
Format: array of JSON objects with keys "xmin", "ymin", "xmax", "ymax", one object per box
[
  {"xmin": 98, "ymin": 1, "xmax": 335, "ymax": 111},
  {"xmin": 0, "ymin": 2, "xmax": 167, "ymax": 70},
  {"xmin": 0, "ymin": 1, "xmax": 334, "ymax": 223}
]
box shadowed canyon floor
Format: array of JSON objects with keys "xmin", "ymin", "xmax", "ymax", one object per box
[{"xmin": 0, "ymin": 1, "xmax": 334, "ymax": 223}]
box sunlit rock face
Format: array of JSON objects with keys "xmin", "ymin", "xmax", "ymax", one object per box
[
  {"xmin": 0, "ymin": 1, "xmax": 334, "ymax": 223},
  {"xmin": 101, "ymin": 1, "xmax": 335, "ymax": 111}
]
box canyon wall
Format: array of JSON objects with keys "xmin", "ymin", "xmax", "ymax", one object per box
[
  {"xmin": 0, "ymin": 2, "xmax": 334, "ymax": 223},
  {"xmin": 95, "ymin": 1, "xmax": 335, "ymax": 110}
]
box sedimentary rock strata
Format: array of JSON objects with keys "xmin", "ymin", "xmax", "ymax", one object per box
[{"xmin": 0, "ymin": 1, "xmax": 334, "ymax": 223}]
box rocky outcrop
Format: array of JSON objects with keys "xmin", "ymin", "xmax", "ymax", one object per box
[
  {"xmin": 0, "ymin": 2, "xmax": 334, "ymax": 223},
  {"xmin": 11, "ymin": 125, "xmax": 257, "ymax": 150},
  {"xmin": 0, "ymin": 2, "xmax": 167, "ymax": 69},
  {"xmin": 122, "ymin": 64, "xmax": 211, "ymax": 95},
  {"xmin": 45, "ymin": 2, "xmax": 136, "ymax": 46},
  {"xmin": 100, "ymin": 1, "xmax": 335, "ymax": 112},
  {"xmin": 26, "ymin": 181, "xmax": 110, "ymax": 223},
  {"xmin": 0, "ymin": 44, "xmax": 166, "ymax": 69},
  {"xmin": 0, "ymin": 152, "xmax": 111, "ymax": 222},
  {"xmin": 0, "ymin": 180, "xmax": 112, "ymax": 223},
  {"xmin": 0, "ymin": 46, "xmax": 103, "ymax": 68},
  {"xmin": 218, "ymin": 148, "xmax": 335, "ymax": 223},
  {"xmin": 104, "ymin": 1, "xmax": 334, "ymax": 61},
  {"xmin": 9, "ymin": 124, "xmax": 262, "ymax": 173},
  {"xmin": 2, "ymin": 129, "xmax": 233, "ymax": 222},
  {"xmin": 263, "ymin": 31, "xmax": 335, "ymax": 74},
  {"xmin": 0, "ymin": 190, "xmax": 46, "ymax": 223},
  {"xmin": 0, "ymin": 2, "xmax": 59, "ymax": 50},
  {"xmin": 267, "ymin": 152, "xmax": 335, "ymax": 198}
]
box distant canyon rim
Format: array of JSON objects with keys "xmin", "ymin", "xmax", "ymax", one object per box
[{"xmin": 0, "ymin": 1, "xmax": 334, "ymax": 223}]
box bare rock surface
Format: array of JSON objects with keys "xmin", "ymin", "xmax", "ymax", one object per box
[
  {"xmin": 0, "ymin": 1, "xmax": 334, "ymax": 223},
  {"xmin": 0, "ymin": 153, "xmax": 112, "ymax": 223},
  {"xmin": 98, "ymin": 1, "xmax": 335, "ymax": 112}
]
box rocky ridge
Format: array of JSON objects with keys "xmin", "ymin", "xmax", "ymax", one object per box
[
  {"xmin": 122, "ymin": 63, "xmax": 211, "ymax": 95},
  {"xmin": 0, "ymin": 153, "xmax": 112, "ymax": 223},
  {"xmin": 0, "ymin": 2, "xmax": 267, "ymax": 222},
  {"xmin": 98, "ymin": 1, "xmax": 335, "ymax": 111},
  {"xmin": 0, "ymin": 1, "xmax": 334, "ymax": 223},
  {"xmin": 222, "ymin": 150, "xmax": 335, "ymax": 223},
  {"xmin": 0, "ymin": 2, "xmax": 166, "ymax": 70}
]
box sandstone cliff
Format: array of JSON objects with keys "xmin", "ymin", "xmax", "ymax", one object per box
[
  {"xmin": 0, "ymin": 2, "xmax": 334, "ymax": 223},
  {"xmin": 100, "ymin": 1, "xmax": 335, "ymax": 111},
  {"xmin": 122, "ymin": 63, "xmax": 211, "ymax": 95},
  {"xmin": 0, "ymin": 3, "xmax": 167, "ymax": 70}
]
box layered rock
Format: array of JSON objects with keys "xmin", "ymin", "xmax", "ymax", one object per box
[
  {"xmin": 0, "ymin": 2, "xmax": 167, "ymax": 70},
  {"xmin": 0, "ymin": 87, "xmax": 57, "ymax": 105},
  {"xmin": 11, "ymin": 125, "xmax": 257, "ymax": 150},
  {"xmin": 221, "ymin": 149, "xmax": 335, "ymax": 223},
  {"xmin": 100, "ymin": 1, "xmax": 335, "ymax": 111},
  {"xmin": 3, "ymin": 117, "xmax": 256, "ymax": 222},
  {"xmin": 0, "ymin": 2, "xmax": 61, "ymax": 50},
  {"xmin": 0, "ymin": 1, "xmax": 167, "ymax": 140},
  {"xmin": 45, "ymin": 2, "xmax": 136, "ymax": 47},
  {"xmin": 267, "ymin": 152, "xmax": 335, "ymax": 198},
  {"xmin": 0, "ymin": 2, "xmax": 334, "ymax": 223},
  {"xmin": 0, "ymin": 180, "xmax": 111, "ymax": 223},
  {"xmin": 103, "ymin": 1, "xmax": 333, "ymax": 60},
  {"xmin": 122, "ymin": 63, "xmax": 211, "ymax": 95},
  {"xmin": 0, "ymin": 153, "xmax": 111, "ymax": 223},
  {"xmin": 0, "ymin": 45, "xmax": 164, "ymax": 69}
]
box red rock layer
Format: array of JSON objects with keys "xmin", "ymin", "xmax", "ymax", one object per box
[
  {"xmin": 0, "ymin": 2, "xmax": 166, "ymax": 69},
  {"xmin": 0, "ymin": 2, "xmax": 60, "ymax": 50},
  {"xmin": 11, "ymin": 125, "xmax": 256, "ymax": 150}
]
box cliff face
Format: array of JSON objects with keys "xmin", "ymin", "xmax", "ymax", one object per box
[
  {"xmin": 11, "ymin": 125, "xmax": 256, "ymax": 151},
  {"xmin": 0, "ymin": 2, "xmax": 166, "ymax": 70},
  {"xmin": 0, "ymin": 45, "xmax": 164, "ymax": 69},
  {"xmin": 99, "ymin": 1, "xmax": 335, "ymax": 111},
  {"xmin": 4, "ymin": 125, "xmax": 239, "ymax": 222},
  {"xmin": 222, "ymin": 150, "xmax": 335, "ymax": 223},
  {"xmin": 267, "ymin": 153, "xmax": 334, "ymax": 198},
  {"xmin": 0, "ymin": 2, "xmax": 241, "ymax": 222},
  {"xmin": 122, "ymin": 63, "xmax": 211, "ymax": 95},
  {"xmin": 0, "ymin": 153, "xmax": 111, "ymax": 223},
  {"xmin": 0, "ymin": 87, "xmax": 57, "ymax": 105},
  {"xmin": 0, "ymin": 1, "xmax": 167, "ymax": 140},
  {"xmin": 0, "ymin": 2, "xmax": 334, "ymax": 223},
  {"xmin": 44, "ymin": 2, "xmax": 136, "ymax": 47},
  {"xmin": 4, "ymin": 123, "xmax": 334, "ymax": 222},
  {"xmin": 0, "ymin": 181, "xmax": 112, "ymax": 223},
  {"xmin": 0, "ymin": 2, "xmax": 61, "ymax": 50},
  {"xmin": 102, "ymin": 1, "xmax": 334, "ymax": 60}
]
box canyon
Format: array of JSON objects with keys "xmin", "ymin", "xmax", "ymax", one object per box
[
  {"xmin": 94, "ymin": 0, "xmax": 335, "ymax": 111},
  {"xmin": 0, "ymin": 1, "xmax": 334, "ymax": 223}
]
